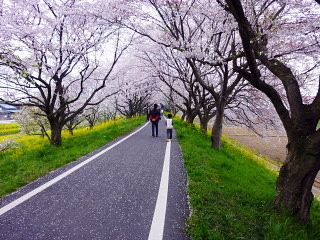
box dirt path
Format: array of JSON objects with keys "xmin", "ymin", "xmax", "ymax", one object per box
[{"xmin": 223, "ymin": 126, "xmax": 287, "ymax": 163}]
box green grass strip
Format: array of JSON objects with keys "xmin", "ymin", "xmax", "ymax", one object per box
[
  {"xmin": 175, "ymin": 120, "xmax": 320, "ymax": 240},
  {"xmin": 0, "ymin": 117, "xmax": 144, "ymax": 199}
]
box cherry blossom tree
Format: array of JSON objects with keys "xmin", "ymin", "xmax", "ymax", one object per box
[
  {"xmin": 143, "ymin": 49, "xmax": 197, "ymax": 121},
  {"xmin": 219, "ymin": 0, "xmax": 320, "ymax": 222},
  {"xmin": 142, "ymin": 46, "xmax": 218, "ymax": 133},
  {"xmin": 115, "ymin": 90, "xmax": 151, "ymax": 118},
  {"xmin": 83, "ymin": 107, "xmax": 100, "ymax": 130},
  {"xmin": 123, "ymin": 0, "xmax": 320, "ymax": 222},
  {"xmin": 111, "ymin": 60, "xmax": 154, "ymax": 118},
  {"xmin": 14, "ymin": 106, "xmax": 50, "ymax": 139},
  {"xmin": 124, "ymin": 0, "xmax": 258, "ymax": 148},
  {"xmin": 98, "ymin": 99, "xmax": 118, "ymax": 122},
  {"xmin": 64, "ymin": 110, "xmax": 84, "ymax": 136},
  {"xmin": 225, "ymin": 87, "xmax": 283, "ymax": 135},
  {"xmin": 0, "ymin": 0, "xmax": 131, "ymax": 146}
]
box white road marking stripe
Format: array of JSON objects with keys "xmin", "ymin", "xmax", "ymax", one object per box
[
  {"xmin": 0, "ymin": 122, "xmax": 149, "ymax": 216},
  {"xmin": 148, "ymin": 141, "xmax": 171, "ymax": 240}
]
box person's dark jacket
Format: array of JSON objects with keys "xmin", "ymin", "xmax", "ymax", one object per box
[{"xmin": 149, "ymin": 109, "xmax": 161, "ymax": 122}]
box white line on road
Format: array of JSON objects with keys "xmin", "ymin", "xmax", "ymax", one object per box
[
  {"xmin": 0, "ymin": 122, "xmax": 149, "ymax": 216},
  {"xmin": 148, "ymin": 141, "xmax": 171, "ymax": 240}
]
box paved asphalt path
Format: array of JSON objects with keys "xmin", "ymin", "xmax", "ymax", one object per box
[{"xmin": 0, "ymin": 120, "xmax": 189, "ymax": 240}]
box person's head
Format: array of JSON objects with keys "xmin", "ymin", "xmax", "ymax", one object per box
[
  {"xmin": 154, "ymin": 104, "xmax": 158, "ymax": 109},
  {"xmin": 168, "ymin": 114, "xmax": 172, "ymax": 118}
]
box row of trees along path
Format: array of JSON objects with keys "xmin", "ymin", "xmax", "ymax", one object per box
[{"xmin": 1, "ymin": 0, "xmax": 320, "ymax": 224}]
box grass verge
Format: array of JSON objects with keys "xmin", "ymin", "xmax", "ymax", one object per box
[
  {"xmin": 0, "ymin": 117, "xmax": 144, "ymax": 199},
  {"xmin": 175, "ymin": 120, "xmax": 320, "ymax": 240}
]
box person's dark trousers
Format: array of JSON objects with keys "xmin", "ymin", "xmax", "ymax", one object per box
[
  {"xmin": 167, "ymin": 129, "xmax": 172, "ymax": 139},
  {"xmin": 151, "ymin": 121, "xmax": 159, "ymax": 136}
]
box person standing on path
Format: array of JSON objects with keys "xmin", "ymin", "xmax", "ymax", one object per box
[
  {"xmin": 165, "ymin": 114, "xmax": 174, "ymax": 142},
  {"xmin": 149, "ymin": 104, "xmax": 161, "ymax": 137}
]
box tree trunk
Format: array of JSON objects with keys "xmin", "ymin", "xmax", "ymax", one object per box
[
  {"xmin": 181, "ymin": 112, "xmax": 186, "ymax": 121},
  {"xmin": 201, "ymin": 121, "xmax": 208, "ymax": 135},
  {"xmin": 50, "ymin": 121, "xmax": 63, "ymax": 146},
  {"xmin": 186, "ymin": 113, "xmax": 197, "ymax": 124},
  {"xmin": 274, "ymin": 139, "xmax": 320, "ymax": 223},
  {"xmin": 199, "ymin": 116, "xmax": 209, "ymax": 135},
  {"xmin": 67, "ymin": 126, "xmax": 74, "ymax": 135},
  {"xmin": 211, "ymin": 104, "xmax": 225, "ymax": 150}
]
